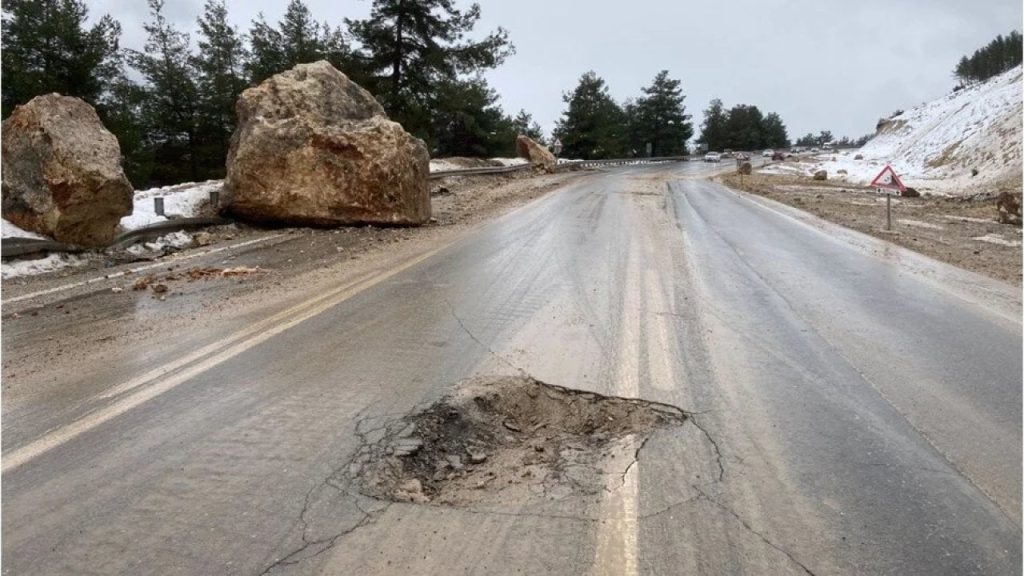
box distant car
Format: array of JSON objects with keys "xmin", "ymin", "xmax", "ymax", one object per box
[
  {"xmin": 722, "ymin": 149, "xmax": 734, "ymax": 159},
  {"xmin": 704, "ymin": 152, "xmax": 722, "ymax": 163},
  {"xmin": 762, "ymin": 149, "xmax": 774, "ymax": 158},
  {"xmin": 791, "ymin": 146, "xmax": 804, "ymax": 153},
  {"xmin": 771, "ymin": 151, "xmax": 786, "ymax": 161}
]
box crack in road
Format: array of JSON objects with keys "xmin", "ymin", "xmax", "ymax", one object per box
[
  {"xmin": 440, "ymin": 295, "xmax": 531, "ymax": 378},
  {"xmin": 693, "ymin": 485, "xmax": 817, "ymax": 576},
  {"xmin": 684, "ymin": 414, "xmax": 726, "ymax": 482}
]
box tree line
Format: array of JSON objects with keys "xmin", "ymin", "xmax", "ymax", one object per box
[
  {"xmin": 553, "ymin": 70, "xmax": 694, "ymax": 160},
  {"xmin": 792, "ymin": 131, "xmax": 871, "ymax": 149},
  {"xmin": 1, "ymin": 0, "xmax": 797, "ymax": 187},
  {"xmin": 954, "ymin": 31, "xmax": 1022, "ymax": 85},
  {"xmin": 698, "ymin": 99, "xmax": 789, "ymax": 152},
  {"xmin": 2, "ymin": 0, "xmax": 519, "ymax": 187}
]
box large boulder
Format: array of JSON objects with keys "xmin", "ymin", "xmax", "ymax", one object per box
[
  {"xmin": 224, "ymin": 61, "xmax": 430, "ymax": 226},
  {"xmin": 812, "ymin": 170, "xmax": 828, "ymax": 181},
  {"xmin": 515, "ymin": 135, "xmax": 556, "ymax": 172},
  {"xmin": 996, "ymin": 191, "xmax": 1021, "ymax": 225},
  {"xmin": 737, "ymin": 161, "xmax": 752, "ymax": 175},
  {"xmin": 2, "ymin": 94, "xmax": 133, "ymax": 246}
]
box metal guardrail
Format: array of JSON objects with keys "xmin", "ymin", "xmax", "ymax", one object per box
[{"xmin": 427, "ymin": 156, "xmax": 690, "ymax": 179}]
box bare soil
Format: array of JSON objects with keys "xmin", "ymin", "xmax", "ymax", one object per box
[
  {"xmin": 349, "ymin": 376, "xmax": 687, "ymax": 507},
  {"xmin": 720, "ymin": 171, "xmax": 1023, "ymax": 286}
]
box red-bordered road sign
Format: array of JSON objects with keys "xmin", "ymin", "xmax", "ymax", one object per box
[{"xmin": 870, "ymin": 165, "xmax": 907, "ymax": 193}]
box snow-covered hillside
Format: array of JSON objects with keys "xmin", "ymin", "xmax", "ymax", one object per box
[{"xmin": 770, "ymin": 65, "xmax": 1023, "ymax": 195}]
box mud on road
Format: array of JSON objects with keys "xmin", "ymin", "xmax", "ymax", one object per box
[{"xmin": 720, "ymin": 171, "xmax": 1023, "ymax": 286}]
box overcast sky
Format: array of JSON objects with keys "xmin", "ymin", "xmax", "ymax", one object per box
[{"xmin": 89, "ymin": 0, "xmax": 1022, "ymax": 142}]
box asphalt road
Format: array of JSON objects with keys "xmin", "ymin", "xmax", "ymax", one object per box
[{"xmin": 3, "ymin": 162, "xmax": 1021, "ymax": 575}]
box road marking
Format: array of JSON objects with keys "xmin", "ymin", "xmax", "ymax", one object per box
[
  {"xmin": 592, "ymin": 236, "xmax": 642, "ymax": 576},
  {"xmin": 3, "ymin": 234, "xmax": 288, "ymax": 304},
  {"xmin": 2, "ymin": 242, "xmax": 450, "ymax": 473}
]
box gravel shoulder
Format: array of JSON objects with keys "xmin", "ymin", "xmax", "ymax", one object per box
[{"xmin": 719, "ymin": 170, "xmax": 1023, "ymax": 286}]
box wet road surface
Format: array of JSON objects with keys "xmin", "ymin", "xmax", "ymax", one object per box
[{"xmin": 3, "ymin": 163, "xmax": 1020, "ymax": 575}]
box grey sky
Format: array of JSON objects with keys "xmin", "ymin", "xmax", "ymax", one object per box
[{"xmin": 89, "ymin": 0, "xmax": 1022, "ymax": 143}]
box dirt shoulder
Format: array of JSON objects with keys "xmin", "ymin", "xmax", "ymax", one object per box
[{"xmin": 718, "ymin": 171, "xmax": 1022, "ymax": 286}]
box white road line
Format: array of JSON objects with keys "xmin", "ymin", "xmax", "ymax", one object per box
[
  {"xmin": 3, "ymin": 234, "xmax": 288, "ymax": 304},
  {"xmin": 2, "ymin": 242, "xmax": 449, "ymax": 473}
]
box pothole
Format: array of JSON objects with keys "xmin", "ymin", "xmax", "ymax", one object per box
[{"xmin": 349, "ymin": 376, "xmax": 687, "ymax": 506}]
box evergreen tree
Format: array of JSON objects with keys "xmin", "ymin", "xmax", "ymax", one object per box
[
  {"xmin": 347, "ymin": 0, "xmax": 513, "ymax": 140},
  {"xmin": 554, "ymin": 71, "xmax": 627, "ymax": 159},
  {"xmin": 699, "ymin": 98, "xmax": 728, "ymax": 151},
  {"xmin": 431, "ymin": 76, "xmax": 514, "ymax": 157},
  {"xmin": 954, "ymin": 30, "xmax": 1022, "ymax": 84},
  {"xmin": 631, "ymin": 70, "xmax": 692, "ymax": 156},
  {"xmin": 193, "ymin": 0, "xmax": 248, "ymax": 179},
  {"xmin": 246, "ymin": 1, "xmax": 350, "ymax": 85},
  {"xmin": 817, "ymin": 130, "xmax": 833, "ymax": 147},
  {"xmin": 722, "ymin": 104, "xmax": 763, "ymax": 150},
  {"xmin": 246, "ymin": 14, "xmax": 286, "ymax": 83},
  {"xmin": 130, "ymin": 0, "xmax": 201, "ymax": 184},
  {"xmin": 1, "ymin": 0, "xmax": 124, "ymax": 117},
  {"xmin": 760, "ymin": 112, "xmax": 789, "ymax": 148},
  {"xmin": 511, "ymin": 109, "xmax": 546, "ymax": 144},
  {"xmin": 795, "ymin": 133, "xmax": 817, "ymax": 147}
]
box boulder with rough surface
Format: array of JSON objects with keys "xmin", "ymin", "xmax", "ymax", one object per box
[
  {"xmin": 812, "ymin": 170, "xmax": 828, "ymax": 181},
  {"xmin": 996, "ymin": 192, "xmax": 1021, "ymax": 225},
  {"xmin": 224, "ymin": 61, "xmax": 430, "ymax": 226},
  {"xmin": 2, "ymin": 94, "xmax": 133, "ymax": 246},
  {"xmin": 515, "ymin": 135, "xmax": 556, "ymax": 172},
  {"xmin": 737, "ymin": 161, "xmax": 752, "ymax": 175}
]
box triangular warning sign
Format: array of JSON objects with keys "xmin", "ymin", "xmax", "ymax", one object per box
[{"xmin": 869, "ymin": 165, "xmax": 906, "ymax": 193}]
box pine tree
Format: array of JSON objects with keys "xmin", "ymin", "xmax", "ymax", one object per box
[
  {"xmin": 130, "ymin": 0, "xmax": 201, "ymax": 184},
  {"xmin": 246, "ymin": 1, "xmax": 350, "ymax": 85},
  {"xmin": 631, "ymin": 70, "xmax": 693, "ymax": 156},
  {"xmin": 193, "ymin": 0, "xmax": 248, "ymax": 179},
  {"xmin": 760, "ymin": 112, "xmax": 789, "ymax": 148},
  {"xmin": 431, "ymin": 76, "xmax": 514, "ymax": 157},
  {"xmin": 699, "ymin": 98, "xmax": 727, "ymax": 152},
  {"xmin": 554, "ymin": 71, "xmax": 627, "ymax": 159},
  {"xmin": 722, "ymin": 104, "xmax": 763, "ymax": 150},
  {"xmin": 1, "ymin": 0, "xmax": 123, "ymax": 117},
  {"xmin": 347, "ymin": 0, "xmax": 513, "ymax": 140},
  {"xmin": 511, "ymin": 110, "xmax": 546, "ymax": 144}
]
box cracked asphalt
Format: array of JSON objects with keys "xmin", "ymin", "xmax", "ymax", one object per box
[{"xmin": 2, "ymin": 162, "xmax": 1021, "ymax": 575}]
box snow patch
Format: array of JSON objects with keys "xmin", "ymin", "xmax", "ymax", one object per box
[
  {"xmin": 120, "ymin": 180, "xmax": 222, "ymax": 231},
  {"xmin": 897, "ymin": 219, "xmax": 944, "ymax": 230},
  {"xmin": 2, "ymin": 253, "xmax": 85, "ymax": 279},
  {"xmin": 971, "ymin": 233, "xmax": 1022, "ymax": 247},
  {"xmin": 125, "ymin": 231, "xmax": 194, "ymax": 255},
  {"xmin": 794, "ymin": 66, "xmax": 1022, "ymax": 195},
  {"xmin": 2, "ymin": 219, "xmax": 47, "ymax": 240}
]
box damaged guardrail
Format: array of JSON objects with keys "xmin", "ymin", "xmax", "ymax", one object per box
[{"xmin": 1, "ymin": 216, "xmax": 233, "ymax": 259}]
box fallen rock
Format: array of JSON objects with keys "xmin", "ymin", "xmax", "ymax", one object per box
[
  {"xmin": 515, "ymin": 135, "xmax": 556, "ymax": 172},
  {"xmin": 737, "ymin": 161, "xmax": 752, "ymax": 175},
  {"xmin": 193, "ymin": 231, "xmax": 214, "ymax": 246},
  {"xmin": 224, "ymin": 61, "xmax": 430, "ymax": 227},
  {"xmin": 2, "ymin": 94, "xmax": 133, "ymax": 246},
  {"xmin": 854, "ymin": 154, "xmax": 864, "ymax": 160},
  {"xmin": 837, "ymin": 169, "xmax": 848, "ymax": 175},
  {"xmin": 997, "ymin": 192, "xmax": 1022, "ymax": 225},
  {"xmin": 902, "ymin": 187, "xmax": 921, "ymax": 198},
  {"xmin": 812, "ymin": 170, "xmax": 828, "ymax": 181}
]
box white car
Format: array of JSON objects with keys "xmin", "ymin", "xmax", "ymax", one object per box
[
  {"xmin": 704, "ymin": 152, "xmax": 721, "ymax": 163},
  {"xmin": 761, "ymin": 149, "xmax": 774, "ymax": 158}
]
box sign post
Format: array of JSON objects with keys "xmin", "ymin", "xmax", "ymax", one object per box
[
  {"xmin": 552, "ymin": 138, "xmax": 563, "ymax": 158},
  {"xmin": 869, "ymin": 165, "xmax": 907, "ymax": 231}
]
